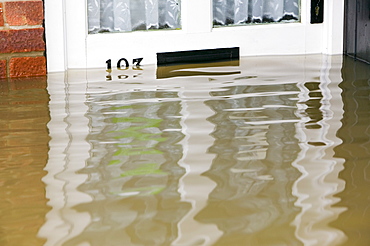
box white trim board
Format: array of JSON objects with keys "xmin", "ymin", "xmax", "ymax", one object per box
[{"xmin": 44, "ymin": 0, "xmax": 344, "ymax": 72}]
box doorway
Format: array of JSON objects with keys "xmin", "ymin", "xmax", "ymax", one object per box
[{"xmin": 344, "ymin": 0, "xmax": 370, "ymax": 63}]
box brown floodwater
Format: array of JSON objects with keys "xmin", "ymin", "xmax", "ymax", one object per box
[{"xmin": 0, "ymin": 55, "xmax": 369, "ymax": 246}]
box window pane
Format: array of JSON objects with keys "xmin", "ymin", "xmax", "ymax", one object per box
[
  {"xmin": 88, "ymin": 0, "xmax": 181, "ymax": 33},
  {"xmin": 213, "ymin": 0, "xmax": 299, "ymax": 26}
]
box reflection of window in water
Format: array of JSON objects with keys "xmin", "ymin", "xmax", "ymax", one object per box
[
  {"xmin": 302, "ymin": 81, "xmax": 324, "ymax": 129},
  {"xmin": 88, "ymin": 0, "xmax": 181, "ymax": 33},
  {"xmin": 199, "ymin": 83, "xmax": 302, "ymax": 244},
  {"xmin": 64, "ymin": 90, "xmax": 191, "ymax": 245}
]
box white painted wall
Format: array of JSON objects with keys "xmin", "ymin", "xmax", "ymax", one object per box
[{"xmin": 44, "ymin": 0, "xmax": 344, "ymax": 72}]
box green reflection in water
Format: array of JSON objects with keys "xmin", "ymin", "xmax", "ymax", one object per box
[
  {"xmin": 120, "ymin": 163, "xmax": 168, "ymax": 177},
  {"xmin": 113, "ymin": 147, "xmax": 163, "ymax": 156},
  {"xmin": 110, "ymin": 115, "xmax": 166, "ymax": 157},
  {"xmin": 64, "ymin": 90, "xmax": 190, "ymax": 246}
]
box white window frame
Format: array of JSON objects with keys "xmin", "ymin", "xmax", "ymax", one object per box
[{"xmin": 44, "ymin": 0, "xmax": 344, "ymax": 72}]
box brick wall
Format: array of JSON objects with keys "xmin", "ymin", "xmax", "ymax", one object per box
[{"xmin": 0, "ymin": 1, "xmax": 46, "ymax": 78}]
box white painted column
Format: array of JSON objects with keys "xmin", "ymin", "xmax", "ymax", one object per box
[
  {"xmin": 44, "ymin": 0, "xmax": 67, "ymax": 72},
  {"xmin": 64, "ymin": 0, "xmax": 88, "ymax": 68},
  {"xmin": 323, "ymin": 0, "xmax": 345, "ymax": 54}
]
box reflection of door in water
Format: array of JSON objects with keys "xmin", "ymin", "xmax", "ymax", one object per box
[
  {"xmin": 63, "ymin": 89, "xmax": 192, "ymax": 246},
  {"xmin": 198, "ymin": 82, "xmax": 302, "ymax": 245}
]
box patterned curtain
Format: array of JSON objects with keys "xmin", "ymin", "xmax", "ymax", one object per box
[
  {"xmin": 213, "ymin": 0, "xmax": 299, "ymax": 26},
  {"xmin": 88, "ymin": 0, "xmax": 181, "ymax": 33}
]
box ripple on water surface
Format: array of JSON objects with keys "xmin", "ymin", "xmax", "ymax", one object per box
[{"xmin": 1, "ymin": 55, "xmax": 369, "ymax": 246}]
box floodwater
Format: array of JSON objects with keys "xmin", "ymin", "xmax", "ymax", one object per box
[{"xmin": 0, "ymin": 55, "xmax": 369, "ymax": 246}]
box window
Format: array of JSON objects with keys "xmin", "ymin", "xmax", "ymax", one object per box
[
  {"xmin": 88, "ymin": 0, "xmax": 181, "ymax": 33},
  {"xmin": 213, "ymin": 0, "xmax": 299, "ymax": 26}
]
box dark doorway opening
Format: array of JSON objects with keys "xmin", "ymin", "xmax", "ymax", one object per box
[{"xmin": 344, "ymin": 0, "xmax": 370, "ymax": 64}]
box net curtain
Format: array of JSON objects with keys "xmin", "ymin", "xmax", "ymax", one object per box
[
  {"xmin": 88, "ymin": 0, "xmax": 181, "ymax": 33},
  {"xmin": 213, "ymin": 0, "xmax": 299, "ymax": 25}
]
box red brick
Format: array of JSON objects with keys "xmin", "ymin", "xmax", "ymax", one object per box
[
  {"xmin": 0, "ymin": 28, "xmax": 45, "ymax": 53},
  {"xmin": 0, "ymin": 3, "xmax": 4, "ymax": 26},
  {"xmin": 9, "ymin": 57, "xmax": 46, "ymax": 78},
  {"xmin": 0, "ymin": 60, "xmax": 6, "ymax": 79},
  {"xmin": 4, "ymin": 1, "xmax": 44, "ymax": 26}
]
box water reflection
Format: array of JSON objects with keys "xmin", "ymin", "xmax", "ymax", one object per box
[
  {"xmin": 333, "ymin": 57, "xmax": 370, "ymax": 246},
  {"xmin": 39, "ymin": 73, "xmax": 92, "ymax": 246},
  {"xmin": 0, "ymin": 77, "xmax": 50, "ymax": 246},
  {"xmin": 156, "ymin": 61, "xmax": 240, "ymax": 79},
  {"xmin": 302, "ymin": 81, "xmax": 324, "ymax": 129},
  {"xmin": 199, "ymin": 81, "xmax": 302, "ymax": 245},
  {"xmin": 292, "ymin": 56, "xmax": 347, "ymax": 246},
  {"xmin": 40, "ymin": 55, "xmax": 370, "ymax": 246},
  {"xmin": 66, "ymin": 86, "xmax": 192, "ymax": 245}
]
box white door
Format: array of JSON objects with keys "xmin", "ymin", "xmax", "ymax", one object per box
[{"xmin": 44, "ymin": 0, "xmax": 344, "ymax": 72}]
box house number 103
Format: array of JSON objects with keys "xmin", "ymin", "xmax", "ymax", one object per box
[
  {"xmin": 106, "ymin": 58, "xmax": 144, "ymax": 81},
  {"xmin": 106, "ymin": 58, "xmax": 143, "ymax": 70}
]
